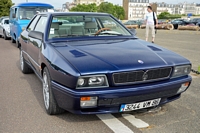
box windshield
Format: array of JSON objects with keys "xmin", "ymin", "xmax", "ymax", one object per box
[
  {"xmin": 4, "ymin": 19, "xmax": 9, "ymax": 24},
  {"xmin": 48, "ymin": 15, "xmax": 132, "ymax": 39},
  {"xmin": 18, "ymin": 7, "xmax": 53, "ymax": 20}
]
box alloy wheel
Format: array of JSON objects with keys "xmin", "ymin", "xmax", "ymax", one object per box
[{"xmin": 43, "ymin": 74, "xmax": 50, "ymax": 110}]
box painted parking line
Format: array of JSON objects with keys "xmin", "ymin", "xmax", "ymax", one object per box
[
  {"xmin": 122, "ymin": 114, "xmax": 149, "ymax": 128},
  {"xmin": 96, "ymin": 114, "xmax": 134, "ymax": 133}
]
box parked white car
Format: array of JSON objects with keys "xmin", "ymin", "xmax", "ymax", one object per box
[{"xmin": 0, "ymin": 17, "xmax": 11, "ymax": 40}]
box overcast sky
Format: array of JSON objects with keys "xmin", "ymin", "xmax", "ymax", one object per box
[{"xmin": 12, "ymin": 0, "xmax": 200, "ymax": 8}]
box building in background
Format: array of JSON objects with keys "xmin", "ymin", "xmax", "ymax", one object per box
[
  {"xmin": 123, "ymin": 1, "xmax": 200, "ymax": 20},
  {"xmin": 156, "ymin": 2, "xmax": 184, "ymax": 15},
  {"xmin": 123, "ymin": 0, "xmax": 150, "ymax": 20},
  {"xmin": 196, "ymin": 4, "xmax": 200, "ymax": 15},
  {"xmin": 62, "ymin": 2, "xmax": 76, "ymax": 12},
  {"xmin": 74, "ymin": 0, "xmax": 104, "ymax": 6},
  {"xmin": 183, "ymin": 2, "xmax": 196, "ymax": 15}
]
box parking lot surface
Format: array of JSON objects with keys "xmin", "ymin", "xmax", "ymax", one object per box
[{"xmin": 0, "ymin": 29, "xmax": 200, "ymax": 133}]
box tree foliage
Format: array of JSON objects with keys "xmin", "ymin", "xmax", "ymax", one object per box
[
  {"xmin": 0, "ymin": 0, "xmax": 13, "ymax": 17},
  {"xmin": 70, "ymin": 2, "xmax": 125, "ymax": 19},
  {"xmin": 98, "ymin": 2, "xmax": 125, "ymax": 19},
  {"xmin": 70, "ymin": 3, "xmax": 97, "ymax": 12},
  {"xmin": 158, "ymin": 12, "xmax": 170, "ymax": 19},
  {"xmin": 113, "ymin": 5, "xmax": 125, "ymax": 20},
  {"xmin": 158, "ymin": 12, "xmax": 181, "ymax": 19}
]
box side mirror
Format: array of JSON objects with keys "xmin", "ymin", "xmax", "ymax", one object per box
[
  {"xmin": 12, "ymin": 13, "xmax": 16, "ymax": 18},
  {"xmin": 28, "ymin": 31, "xmax": 43, "ymax": 40},
  {"xmin": 129, "ymin": 28, "xmax": 137, "ymax": 36}
]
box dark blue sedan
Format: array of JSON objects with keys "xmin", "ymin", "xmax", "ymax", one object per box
[{"xmin": 19, "ymin": 12, "xmax": 192, "ymax": 115}]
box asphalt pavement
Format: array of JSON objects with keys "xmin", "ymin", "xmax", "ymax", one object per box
[{"xmin": 0, "ymin": 29, "xmax": 200, "ymax": 133}]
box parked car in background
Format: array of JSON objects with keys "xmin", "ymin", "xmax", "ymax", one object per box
[
  {"xmin": 158, "ymin": 19, "xmax": 166, "ymax": 24},
  {"xmin": 196, "ymin": 20, "xmax": 200, "ymax": 27},
  {"xmin": 123, "ymin": 20, "xmax": 138, "ymax": 25},
  {"xmin": 0, "ymin": 16, "xmax": 9, "ymax": 23},
  {"xmin": 0, "ymin": 17, "xmax": 11, "ymax": 40},
  {"xmin": 9, "ymin": 2, "xmax": 54, "ymax": 47},
  {"xmin": 137, "ymin": 19, "xmax": 146, "ymax": 27},
  {"xmin": 20, "ymin": 12, "xmax": 191, "ymax": 115},
  {"xmin": 171, "ymin": 19, "xmax": 195, "ymax": 29},
  {"xmin": 124, "ymin": 19, "xmax": 145, "ymax": 28},
  {"xmin": 190, "ymin": 18, "xmax": 200, "ymax": 25}
]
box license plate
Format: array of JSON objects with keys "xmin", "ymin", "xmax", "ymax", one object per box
[{"xmin": 120, "ymin": 98, "xmax": 161, "ymax": 112}]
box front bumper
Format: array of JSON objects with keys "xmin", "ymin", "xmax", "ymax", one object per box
[
  {"xmin": 5, "ymin": 30, "xmax": 11, "ymax": 37},
  {"xmin": 51, "ymin": 76, "xmax": 192, "ymax": 114}
]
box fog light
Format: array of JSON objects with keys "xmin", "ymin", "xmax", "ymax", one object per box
[
  {"xmin": 177, "ymin": 82, "xmax": 190, "ymax": 93},
  {"xmin": 80, "ymin": 96, "xmax": 98, "ymax": 108}
]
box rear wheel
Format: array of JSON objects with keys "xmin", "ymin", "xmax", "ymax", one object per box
[
  {"xmin": 43, "ymin": 67, "xmax": 65, "ymax": 115},
  {"xmin": 20, "ymin": 48, "xmax": 33, "ymax": 74}
]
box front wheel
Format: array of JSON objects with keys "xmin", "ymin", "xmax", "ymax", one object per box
[{"xmin": 43, "ymin": 67, "xmax": 65, "ymax": 115}]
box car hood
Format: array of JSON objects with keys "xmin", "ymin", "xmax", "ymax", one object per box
[{"xmin": 54, "ymin": 39, "xmax": 190, "ymax": 75}]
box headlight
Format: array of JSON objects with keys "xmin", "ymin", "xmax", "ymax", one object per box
[
  {"xmin": 172, "ymin": 65, "xmax": 191, "ymax": 78},
  {"xmin": 76, "ymin": 75, "xmax": 109, "ymax": 89}
]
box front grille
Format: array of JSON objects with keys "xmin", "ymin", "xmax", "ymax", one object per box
[{"xmin": 113, "ymin": 67, "xmax": 172, "ymax": 85}]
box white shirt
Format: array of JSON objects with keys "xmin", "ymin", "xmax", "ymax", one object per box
[{"xmin": 145, "ymin": 12, "xmax": 157, "ymax": 25}]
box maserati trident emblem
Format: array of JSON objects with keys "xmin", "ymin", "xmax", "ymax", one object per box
[
  {"xmin": 138, "ymin": 60, "xmax": 144, "ymax": 64},
  {"xmin": 142, "ymin": 71, "xmax": 148, "ymax": 81}
]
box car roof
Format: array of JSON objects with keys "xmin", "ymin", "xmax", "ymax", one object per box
[
  {"xmin": 2, "ymin": 18, "xmax": 9, "ymax": 20},
  {"xmin": 38, "ymin": 12, "xmax": 110, "ymax": 16},
  {"xmin": 11, "ymin": 2, "xmax": 53, "ymax": 8}
]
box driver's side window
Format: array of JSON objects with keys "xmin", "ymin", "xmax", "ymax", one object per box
[{"xmin": 27, "ymin": 15, "xmax": 40, "ymax": 32}]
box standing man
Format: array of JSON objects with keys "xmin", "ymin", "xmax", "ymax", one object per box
[{"xmin": 145, "ymin": 6, "xmax": 158, "ymax": 43}]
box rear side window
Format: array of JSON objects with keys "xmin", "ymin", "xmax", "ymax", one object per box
[{"xmin": 27, "ymin": 15, "xmax": 40, "ymax": 32}]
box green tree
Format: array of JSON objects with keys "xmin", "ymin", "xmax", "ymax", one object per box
[
  {"xmin": 0, "ymin": 0, "xmax": 13, "ymax": 17},
  {"xmin": 113, "ymin": 5, "xmax": 125, "ymax": 20},
  {"xmin": 158, "ymin": 12, "xmax": 182, "ymax": 19},
  {"xmin": 70, "ymin": 3, "xmax": 97, "ymax": 12},
  {"xmin": 97, "ymin": 2, "xmax": 115, "ymax": 15},
  {"xmin": 70, "ymin": 2, "xmax": 125, "ymax": 19},
  {"xmin": 158, "ymin": 12, "xmax": 170, "ymax": 19},
  {"xmin": 97, "ymin": 2, "xmax": 125, "ymax": 19}
]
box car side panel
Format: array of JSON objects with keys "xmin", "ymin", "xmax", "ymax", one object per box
[
  {"xmin": 27, "ymin": 37, "xmax": 42, "ymax": 73},
  {"xmin": 20, "ymin": 30, "xmax": 30, "ymax": 62}
]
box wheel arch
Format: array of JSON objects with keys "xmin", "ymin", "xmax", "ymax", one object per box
[{"xmin": 41, "ymin": 63, "xmax": 47, "ymax": 77}]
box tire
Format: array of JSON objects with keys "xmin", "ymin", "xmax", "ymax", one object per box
[
  {"xmin": 3, "ymin": 30, "xmax": 8, "ymax": 40},
  {"xmin": 11, "ymin": 37, "xmax": 16, "ymax": 43},
  {"xmin": 20, "ymin": 49, "xmax": 33, "ymax": 74},
  {"xmin": 174, "ymin": 24, "xmax": 178, "ymax": 29},
  {"xmin": 43, "ymin": 67, "xmax": 65, "ymax": 115}
]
